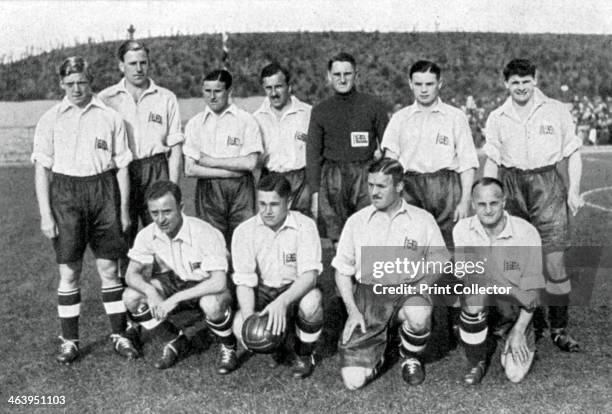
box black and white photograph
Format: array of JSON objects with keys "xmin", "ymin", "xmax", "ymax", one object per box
[{"xmin": 1, "ymin": 1, "xmax": 611, "ymax": 412}]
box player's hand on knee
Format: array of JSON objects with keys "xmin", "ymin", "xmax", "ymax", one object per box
[
  {"xmin": 567, "ymin": 191, "xmax": 585, "ymax": 216},
  {"xmin": 261, "ymin": 299, "xmax": 288, "ymax": 336},
  {"xmin": 342, "ymin": 310, "xmax": 366, "ymax": 344},
  {"xmin": 41, "ymin": 215, "xmax": 58, "ymax": 239}
]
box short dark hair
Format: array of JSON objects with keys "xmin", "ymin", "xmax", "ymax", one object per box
[
  {"xmin": 503, "ymin": 59, "xmax": 536, "ymax": 80},
  {"xmin": 145, "ymin": 180, "xmax": 182, "ymax": 205},
  {"xmin": 368, "ymin": 158, "xmax": 404, "ymax": 186},
  {"xmin": 203, "ymin": 69, "xmax": 233, "ymax": 89},
  {"xmin": 58, "ymin": 56, "xmax": 93, "ymax": 82},
  {"xmin": 261, "ymin": 62, "xmax": 291, "ymax": 84},
  {"xmin": 117, "ymin": 40, "xmax": 149, "ymax": 61},
  {"xmin": 257, "ymin": 173, "xmax": 292, "ymax": 199},
  {"xmin": 409, "ymin": 60, "xmax": 441, "ymax": 80},
  {"xmin": 471, "ymin": 177, "xmax": 505, "ymax": 196},
  {"xmin": 327, "ymin": 52, "xmax": 356, "ymax": 71}
]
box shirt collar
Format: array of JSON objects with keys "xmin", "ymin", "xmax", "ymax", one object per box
[
  {"xmin": 258, "ymin": 95, "xmax": 304, "ymax": 116},
  {"xmin": 367, "ymin": 199, "xmax": 413, "ymax": 222},
  {"xmin": 499, "ymin": 87, "xmax": 549, "ymax": 117},
  {"xmin": 469, "ymin": 211, "xmax": 514, "ymax": 241},
  {"xmin": 59, "ymin": 95, "xmax": 106, "ymax": 114},
  {"xmin": 255, "ymin": 211, "xmax": 299, "ymax": 232},
  {"xmin": 203, "ymin": 103, "xmax": 238, "ymax": 122},
  {"xmin": 153, "ymin": 214, "xmax": 192, "ymax": 245},
  {"xmin": 405, "ymin": 98, "xmax": 445, "ymax": 117}
]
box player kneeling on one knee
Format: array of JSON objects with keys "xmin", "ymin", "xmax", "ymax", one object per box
[
  {"xmin": 332, "ymin": 159, "xmax": 449, "ymax": 389},
  {"xmin": 122, "ymin": 180, "xmax": 239, "ymax": 373},
  {"xmin": 453, "ymin": 178, "xmax": 545, "ymax": 384},
  {"xmin": 231, "ymin": 173, "xmax": 324, "ymax": 379}
]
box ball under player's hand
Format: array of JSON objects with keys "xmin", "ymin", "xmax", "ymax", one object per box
[
  {"xmin": 40, "ymin": 215, "xmax": 58, "ymax": 239},
  {"xmin": 261, "ymin": 298, "xmax": 288, "ymax": 337}
]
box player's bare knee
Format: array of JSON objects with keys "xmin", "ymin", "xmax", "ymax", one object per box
[
  {"xmin": 398, "ymin": 305, "xmax": 432, "ymax": 332},
  {"xmin": 341, "ymin": 367, "xmax": 369, "ymax": 390},
  {"xmin": 122, "ymin": 287, "xmax": 145, "ymax": 312},
  {"xmin": 199, "ymin": 294, "xmax": 226, "ymax": 320},
  {"xmin": 462, "ymin": 304, "xmax": 485, "ymax": 315},
  {"xmin": 298, "ymin": 288, "xmax": 323, "ymax": 321},
  {"xmin": 95, "ymin": 258, "xmax": 120, "ymax": 285},
  {"xmin": 58, "ymin": 262, "xmax": 82, "ymax": 289}
]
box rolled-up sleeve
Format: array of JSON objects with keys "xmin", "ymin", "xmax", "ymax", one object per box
[
  {"xmin": 331, "ymin": 217, "xmax": 357, "ymax": 276},
  {"xmin": 560, "ymin": 106, "xmax": 582, "ymax": 158},
  {"xmin": 231, "ymin": 223, "xmax": 259, "ymax": 287},
  {"xmin": 297, "ymin": 219, "xmax": 323, "ymax": 277},
  {"xmin": 482, "ymin": 114, "xmax": 502, "ymax": 165},
  {"xmin": 128, "ymin": 230, "xmax": 155, "ymax": 265},
  {"xmin": 31, "ymin": 110, "xmax": 55, "ymax": 168},
  {"xmin": 166, "ymin": 95, "xmax": 185, "ymax": 147},
  {"xmin": 182, "ymin": 117, "xmax": 202, "ymax": 160},
  {"xmin": 380, "ymin": 113, "xmax": 401, "ymax": 156},
  {"xmin": 200, "ymin": 227, "xmax": 229, "ymax": 272}
]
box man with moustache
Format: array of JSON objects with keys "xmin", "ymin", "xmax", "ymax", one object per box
[
  {"xmin": 254, "ymin": 63, "xmax": 312, "ymax": 216},
  {"xmin": 306, "ymin": 52, "xmax": 388, "ymax": 245},
  {"xmin": 333, "ymin": 158, "xmax": 448, "ymax": 389},
  {"xmin": 183, "ymin": 69, "xmax": 263, "ymax": 246},
  {"xmin": 32, "ymin": 56, "xmax": 136, "ymax": 364},
  {"xmin": 483, "ymin": 59, "xmax": 584, "ymax": 352},
  {"xmin": 99, "ymin": 40, "xmax": 184, "ymax": 246},
  {"xmin": 453, "ymin": 178, "xmax": 545, "ymax": 384}
]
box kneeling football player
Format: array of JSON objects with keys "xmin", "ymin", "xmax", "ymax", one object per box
[
  {"xmin": 232, "ymin": 173, "xmax": 324, "ymax": 378},
  {"xmin": 122, "ymin": 180, "xmax": 238, "ymax": 373},
  {"xmin": 453, "ymin": 178, "xmax": 545, "ymax": 384},
  {"xmin": 332, "ymin": 159, "xmax": 449, "ymax": 390}
]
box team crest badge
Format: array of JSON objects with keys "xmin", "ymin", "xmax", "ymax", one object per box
[
  {"xmin": 95, "ymin": 138, "xmax": 108, "ymax": 151},
  {"xmin": 283, "ymin": 252, "xmax": 297, "ymax": 265},
  {"xmin": 539, "ymin": 124, "xmax": 555, "ymax": 135},
  {"xmin": 403, "ymin": 238, "xmax": 418, "ymax": 250},
  {"xmin": 148, "ymin": 112, "xmax": 163, "ymax": 125},
  {"xmin": 350, "ymin": 131, "xmax": 369, "ymax": 147},
  {"xmin": 295, "ymin": 132, "xmax": 308, "ymax": 142},
  {"xmin": 189, "ymin": 262, "xmax": 202, "ymax": 271},
  {"xmin": 227, "ymin": 136, "xmax": 242, "ymax": 146},
  {"xmin": 436, "ymin": 133, "xmax": 449, "ymax": 145},
  {"xmin": 503, "ymin": 260, "xmax": 520, "ymax": 271}
]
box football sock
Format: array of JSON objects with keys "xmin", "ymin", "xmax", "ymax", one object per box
[
  {"xmin": 458, "ymin": 310, "xmax": 488, "ymax": 365},
  {"xmin": 206, "ymin": 308, "xmax": 236, "ymax": 348},
  {"xmin": 131, "ymin": 305, "xmax": 180, "ymax": 342},
  {"xmin": 102, "ymin": 284, "xmax": 127, "ymax": 334},
  {"xmin": 294, "ymin": 316, "xmax": 323, "ymax": 356},
  {"xmin": 547, "ymin": 294, "xmax": 570, "ymax": 330},
  {"xmin": 399, "ymin": 321, "xmax": 430, "ymax": 360},
  {"xmin": 58, "ymin": 288, "xmax": 80, "ymax": 343}
]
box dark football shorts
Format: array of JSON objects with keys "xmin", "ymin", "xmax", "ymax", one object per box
[
  {"xmin": 339, "ymin": 283, "xmax": 432, "ymax": 369},
  {"xmin": 195, "ymin": 175, "xmax": 255, "ymax": 248},
  {"xmin": 319, "ymin": 159, "xmax": 371, "ymax": 242},
  {"xmin": 261, "ymin": 168, "xmax": 310, "ymax": 217},
  {"xmin": 126, "ymin": 152, "xmax": 169, "ymax": 246},
  {"xmin": 402, "ymin": 169, "xmax": 461, "ymax": 249},
  {"xmin": 50, "ymin": 170, "xmax": 127, "ymax": 264},
  {"xmin": 499, "ymin": 165, "xmax": 568, "ymax": 253},
  {"xmin": 153, "ymin": 271, "xmax": 203, "ymax": 311},
  {"xmin": 487, "ymin": 296, "xmax": 536, "ymax": 353}
]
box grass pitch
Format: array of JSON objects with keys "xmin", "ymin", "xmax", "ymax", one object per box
[{"xmin": 1, "ymin": 155, "xmax": 611, "ymax": 413}]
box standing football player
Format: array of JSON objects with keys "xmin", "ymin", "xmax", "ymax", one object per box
[
  {"xmin": 183, "ymin": 69, "xmax": 263, "ymax": 247},
  {"xmin": 98, "ymin": 39, "xmax": 184, "ymax": 246},
  {"xmin": 32, "ymin": 57, "xmax": 136, "ymax": 364},
  {"xmin": 306, "ymin": 52, "xmax": 388, "ymax": 246},
  {"xmin": 381, "ymin": 60, "xmax": 478, "ymax": 248},
  {"xmin": 454, "ymin": 178, "xmax": 545, "ymax": 384},
  {"xmin": 122, "ymin": 181, "xmax": 238, "ymax": 373},
  {"xmin": 254, "ymin": 62, "xmax": 312, "ymax": 216},
  {"xmin": 333, "ymin": 158, "xmax": 449, "ymax": 389},
  {"xmin": 483, "ymin": 59, "xmax": 584, "ymax": 351},
  {"xmin": 231, "ymin": 173, "xmax": 324, "ymax": 378}
]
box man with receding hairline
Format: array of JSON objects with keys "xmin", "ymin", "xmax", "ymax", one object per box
[{"xmin": 99, "ymin": 39, "xmax": 184, "ymax": 246}]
